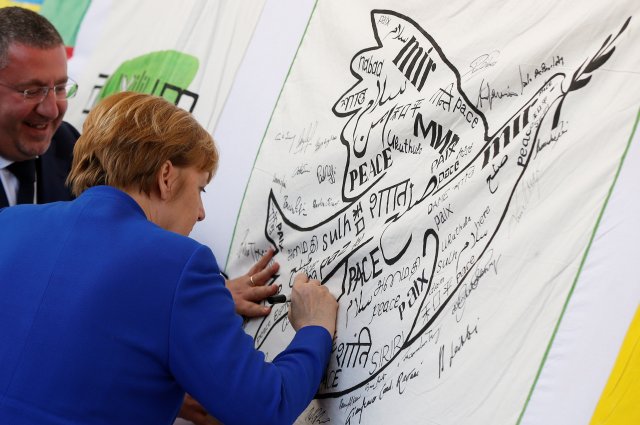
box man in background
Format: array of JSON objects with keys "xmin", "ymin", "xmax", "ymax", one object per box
[{"xmin": 0, "ymin": 6, "xmax": 78, "ymax": 208}]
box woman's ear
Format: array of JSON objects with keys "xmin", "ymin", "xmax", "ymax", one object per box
[{"xmin": 157, "ymin": 160, "xmax": 179, "ymax": 201}]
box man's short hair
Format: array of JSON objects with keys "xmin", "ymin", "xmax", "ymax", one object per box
[
  {"xmin": 68, "ymin": 92, "xmax": 219, "ymax": 196},
  {"xmin": 0, "ymin": 7, "xmax": 64, "ymax": 69}
]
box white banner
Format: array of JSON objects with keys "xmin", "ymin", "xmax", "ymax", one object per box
[
  {"xmin": 224, "ymin": 1, "xmax": 640, "ymax": 424},
  {"xmin": 65, "ymin": 0, "xmax": 266, "ymax": 134}
]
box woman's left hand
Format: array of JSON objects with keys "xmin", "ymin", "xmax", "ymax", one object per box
[
  {"xmin": 178, "ymin": 394, "xmax": 221, "ymax": 425},
  {"xmin": 225, "ymin": 248, "xmax": 279, "ymax": 317}
]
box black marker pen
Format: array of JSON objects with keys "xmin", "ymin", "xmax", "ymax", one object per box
[{"xmin": 266, "ymin": 294, "xmax": 291, "ymax": 304}]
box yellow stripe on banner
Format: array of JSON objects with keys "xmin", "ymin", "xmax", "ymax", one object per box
[
  {"xmin": 590, "ymin": 305, "xmax": 640, "ymax": 424},
  {"xmin": 0, "ymin": 1, "xmax": 41, "ymax": 12}
]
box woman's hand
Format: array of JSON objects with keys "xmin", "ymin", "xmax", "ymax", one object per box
[
  {"xmin": 178, "ymin": 394, "xmax": 221, "ymax": 425},
  {"xmin": 225, "ymin": 248, "xmax": 279, "ymax": 317}
]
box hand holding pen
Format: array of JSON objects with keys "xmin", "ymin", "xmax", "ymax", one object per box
[{"xmin": 285, "ymin": 274, "xmax": 338, "ymax": 336}]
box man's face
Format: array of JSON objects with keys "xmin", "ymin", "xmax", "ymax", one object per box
[{"xmin": 0, "ymin": 43, "xmax": 68, "ymax": 161}]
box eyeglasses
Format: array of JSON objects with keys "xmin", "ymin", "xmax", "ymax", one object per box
[{"xmin": 0, "ymin": 78, "xmax": 78, "ymax": 103}]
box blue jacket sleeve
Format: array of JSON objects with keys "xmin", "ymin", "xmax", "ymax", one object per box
[{"xmin": 168, "ymin": 245, "xmax": 332, "ymax": 425}]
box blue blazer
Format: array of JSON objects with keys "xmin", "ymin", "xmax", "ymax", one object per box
[{"xmin": 0, "ymin": 186, "xmax": 331, "ymax": 425}]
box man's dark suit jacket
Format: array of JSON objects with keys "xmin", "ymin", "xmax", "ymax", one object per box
[{"xmin": 0, "ymin": 121, "xmax": 78, "ymax": 207}]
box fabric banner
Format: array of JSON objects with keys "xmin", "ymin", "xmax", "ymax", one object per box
[
  {"xmin": 64, "ymin": 0, "xmax": 266, "ymax": 134},
  {"xmin": 40, "ymin": 0, "xmax": 91, "ymax": 57},
  {"xmin": 225, "ymin": 1, "xmax": 640, "ymax": 424},
  {"xmin": 0, "ymin": 0, "xmax": 40, "ymax": 11},
  {"xmin": 3, "ymin": 1, "xmax": 638, "ymax": 423},
  {"xmin": 590, "ymin": 306, "xmax": 640, "ymax": 424}
]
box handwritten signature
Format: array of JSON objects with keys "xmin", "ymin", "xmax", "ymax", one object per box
[{"xmin": 461, "ymin": 50, "xmax": 500, "ymax": 80}]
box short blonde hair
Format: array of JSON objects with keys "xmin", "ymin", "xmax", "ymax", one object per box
[{"xmin": 68, "ymin": 92, "xmax": 218, "ymax": 196}]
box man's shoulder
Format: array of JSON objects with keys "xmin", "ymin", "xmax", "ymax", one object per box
[
  {"xmin": 41, "ymin": 121, "xmax": 79, "ymax": 163},
  {"xmin": 36, "ymin": 122, "xmax": 79, "ymax": 203},
  {"xmin": 51, "ymin": 121, "xmax": 80, "ymax": 155}
]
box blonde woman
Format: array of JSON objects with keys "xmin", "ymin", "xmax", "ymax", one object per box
[{"xmin": 0, "ymin": 92, "xmax": 337, "ymax": 425}]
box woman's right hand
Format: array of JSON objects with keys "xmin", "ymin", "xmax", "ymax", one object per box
[{"xmin": 287, "ymin": 274, "xmax": 338, "ymax": 337}]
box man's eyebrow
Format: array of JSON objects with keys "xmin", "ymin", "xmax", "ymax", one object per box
[{"xmin": 11, "ymin": 77, "xmax": 70, "ymax": 87}]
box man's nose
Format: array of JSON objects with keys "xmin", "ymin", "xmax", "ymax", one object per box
[{"xmin": 35, "ymin": 89, "xmax": 61, "ymax": 119}]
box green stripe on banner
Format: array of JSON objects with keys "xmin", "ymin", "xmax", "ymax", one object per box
[
  {"xmin": 225, "ymin": 0, "xmax": 320, "ymax": 269},
  {"xmin": 40, "ymin": 0, "xmax": 91, "ymax": 47},
  {"xmin": 516, "ymin": 107, "xmax": 640, "ymax": 425}
]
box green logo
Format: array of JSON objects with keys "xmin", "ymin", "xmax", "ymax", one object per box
[{"xmin": 99, "ymin": 50, "xmax": 200, "ymax": 111}]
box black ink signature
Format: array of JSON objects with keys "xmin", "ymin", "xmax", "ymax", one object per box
[{"xmin": 461, "ymin": 50, "xmax": 500, "ymax": 80}]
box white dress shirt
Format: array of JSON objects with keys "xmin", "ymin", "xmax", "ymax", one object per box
[{"xmin": 0, "ymin": 155, "xmax": 19, "ymax": 206}]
